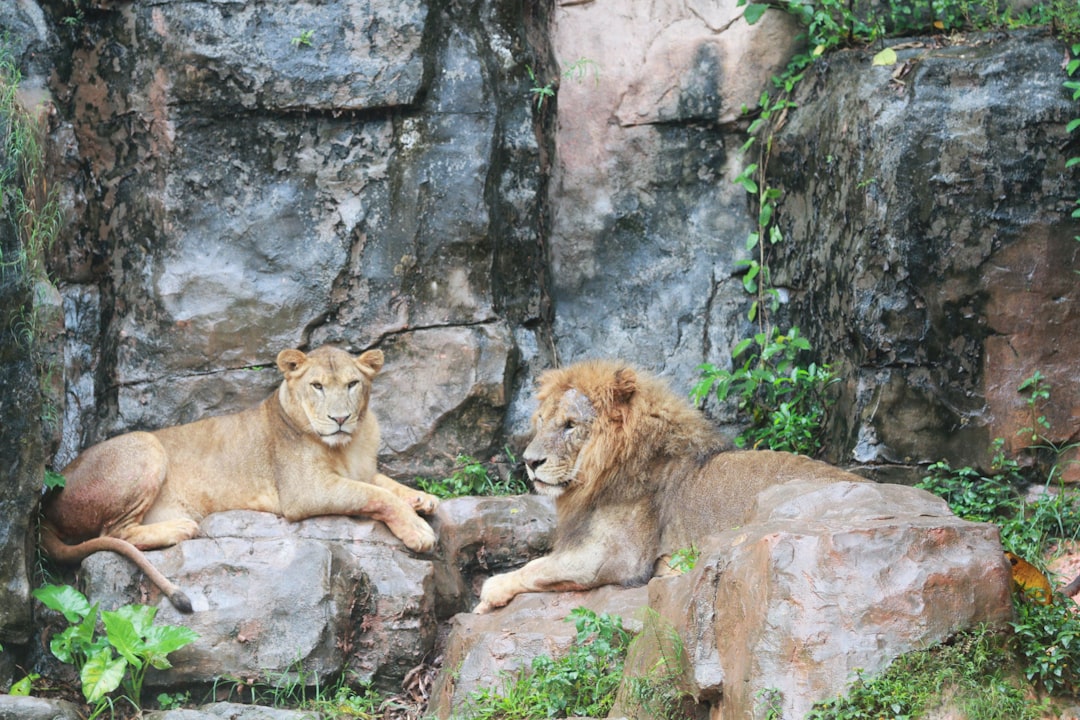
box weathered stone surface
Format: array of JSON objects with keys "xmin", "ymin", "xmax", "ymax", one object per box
[
  {"xmin": 770, "ymin": 31, "xmax": 1080, "ymax": 481},
  {"xmin": 624, "ymin": 481, "xmax": 1013, "ymax": 718},
  {"xmin": 430, "ymin": 494, "xmax": 555, "ymax": 618},
  {"xmin": 48, "ymin": 0, "xmax": 550, "ymax": 476},
  {"xmin": 147, "ymin": 704, "xmax": 319, "ymax": 720},
  {"xmin": 546, "ymin": 0, "xmax": 800, "ymax": 411},
  {"xmin": 133, "ymin": 0, "xmax": 427, "ymax": 112},
  {"xmin": 427, "ymin": 585, "xmax": 650, "ymax": 719},
  {"xmin": 80, "ymin": 511, "xmax": 435, "ymax": 691},
  {"xmin": 0, "ymin": 695, "xmax": 82, "ymax": 720},
  {"xmin": 0, "ymin": 10, "xmax": 49, "ymax": 644}
]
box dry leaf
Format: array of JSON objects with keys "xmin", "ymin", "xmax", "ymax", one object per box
[{"xmin": 1006, "ymin": 551, "xmax": 1053, "ymax": 605}]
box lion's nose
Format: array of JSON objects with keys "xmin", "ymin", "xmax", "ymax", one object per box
[
  {"xmin": 330, "ymin": 415, "xmax": 349, "ymax": 427},
  {"xmin": 525, "ymin": 457, "xmax": 546, "ymax": 472}
]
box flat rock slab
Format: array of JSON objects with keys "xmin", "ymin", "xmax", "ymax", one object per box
[{"xmin": 0, "ymin": 696, "xmax": 83, "ymax": 720}]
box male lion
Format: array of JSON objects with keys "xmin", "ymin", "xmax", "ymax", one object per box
[
  {"xmin": 474, "ymin": 359, "xmax": 864, "ymax": 613},
  {"xmin": 42, "ymin": 346, "xmax": 439, "ymax": 613}
]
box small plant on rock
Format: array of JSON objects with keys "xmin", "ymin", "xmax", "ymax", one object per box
[
  {"xmin": 693, "ymin": 327, "xmax": 837, "ymax": 456},
  {"xmin": 416, "ymin": 452, "xmax": 528, "ymax": 499},
  {"xmin": 33, "ymin": 584, "xmax": 198, "ymax": 719},
  {"xmin": 622, "ymin": 610, "xmax": 696, "ymax": 720},
  {"xmin": 464, "ymin": 608, "xmax": 631, "ymax": 719}
]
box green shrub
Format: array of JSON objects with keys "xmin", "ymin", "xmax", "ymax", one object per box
[
  {"xmin": 463, "ymin": 608, "xmax": 631, "ymax": 719},
  {"xmin": 692, "ymin": 327, "xmax": 837, "ymax": 456},
  {"xmin": 33, "ymin": 584, "xmax": 198, "ymax": 719},
  {"xmin": 417, "ymin": 452, "xmax": 528, "ymax": 499},
  {"xmin": 808, "ymin": 626, "xmax": 1044, "ymax": 719}
]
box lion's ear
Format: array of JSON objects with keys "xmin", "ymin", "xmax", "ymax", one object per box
[
  {"xmin": 277, "ymin": 349, "xmax": 308, "ymax": 374},
  {"xmin": 612, "ymin": 367, "xmax": 637, "ymax": 403},
  {"xmin": 357, "ymin": 349, "xmax": 384, "ymax": 378}
]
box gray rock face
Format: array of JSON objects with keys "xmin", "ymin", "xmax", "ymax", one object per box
[
  {"xmin": 770, "ymin": 32, "xmax": 1080, "ymax": 481},
  {"xmin": 46, "ymin": 0, "xmax": 550, "ymax": 477},
  {"xmin": 147, "ymin": 704, "xmax": 319, "ymax": 720},
  {"xmin": 546, "ymin": 0, "xmax": 802, "ymax": 400},
  {"xmin": 0, "ymin": 695, "xmax": 83, "ymax": 720}
]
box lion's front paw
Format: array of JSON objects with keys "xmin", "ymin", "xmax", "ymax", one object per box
[{"xmin": 473, "ymin": 572, "xmax": 517, "ymax": 614}]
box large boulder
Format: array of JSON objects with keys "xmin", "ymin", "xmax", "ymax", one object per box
[
  {"xmin": 430, "ymin": 494, "xmax": 556, "ymax": 618},
  {"xmin": 618, "ymin": 481, "xmax": 1014, "ymax": 718},
  {"xmin": 79, "ymin": 511, "xmax": 436, "ymax": 692},
  {"xmin": 426, "ymin": 481, "xmax": 1012, "ymax": 719}
]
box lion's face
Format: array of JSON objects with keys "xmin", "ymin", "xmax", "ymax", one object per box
[
  {"xmin": 523, "ymin": 387, "xmax": 598, "ymax": 497},
  {"xmin": 276, "ymin": 346, "xmax": 384, "ymax": 448}
]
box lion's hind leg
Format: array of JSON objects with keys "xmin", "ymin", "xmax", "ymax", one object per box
[
  {"xmin": 46, "ymin": 431, "xmax": 169, "ymax": 542},
  {"xmin": 42, "ymin": 432, "xmax": 195, "ymax": 612},
  {"xmin": 118, "ymin": 518, "xmax": 200, "ymax": 549}
]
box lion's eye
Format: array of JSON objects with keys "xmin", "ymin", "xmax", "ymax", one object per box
[
  {"xmin": 563, "ymin": 420, "xmax": 576, "ymax": 432},
  {"xmin": 347, "ymin": 380, "xmax": 359, "ymax": 390},
  {"xmin": 311, "ymin": 382, "xmax": 323, "ymax": 391}
]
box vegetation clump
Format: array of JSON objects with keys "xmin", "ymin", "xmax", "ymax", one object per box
[
  {"xmin": 31, "ymin": 584, "xmax": 198, "ymax": 720},
  {"xmin": 808, "ymin": 625, "xmax": 1047, "ymax": 719},
  {"xmin": 417, "ymin": 452, "xmax": 529, "ymax": 499},
  {"xmin": 462, "ymin": 607, "xmax": 631, "ymax": 720}
]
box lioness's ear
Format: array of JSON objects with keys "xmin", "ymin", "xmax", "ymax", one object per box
[
  {"xmin": 611, "ymin": 367, "xmax": 637, "ymax": 403},
  {"xmin": 277, "ymin": 349, "xmax": 308, "ymax": 374},
  {"xmin": 357, "ymin": 349, "xmax": 384, "ymax": 378}
]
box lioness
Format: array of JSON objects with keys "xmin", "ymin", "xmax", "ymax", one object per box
[
  {"xmin": 42, "ymin": 346, "xmax": 439, "ymax": 613},
  {"xmin": 474, "ymin": 359, "xmax": 865, "ymax": 613}
]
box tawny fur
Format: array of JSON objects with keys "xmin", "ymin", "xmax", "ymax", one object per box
[
  {"xmin": 474, "ymin": 359, "xmax": 864, "ymax": 613},
  {"xmin": 41, "ymin": 346, "xmax": 439, "ymax": 613}
]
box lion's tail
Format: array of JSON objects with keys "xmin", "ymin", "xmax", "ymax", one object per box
[{"xmin": 40, "ymin": 526, "xmax": 193, "ymax": 614}]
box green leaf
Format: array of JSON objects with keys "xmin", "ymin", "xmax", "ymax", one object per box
[
  {"xmin": 112, "ymin": 604, "xmax": 158, "ymax": 637},
  {"xmin": 872, "ymin": 47, "xmax": 898, "ymax": 66},
  {"xmin": 743, "ymin": 3, "xmax": 769, "ymax": 24},
  {"xmin": 731, "ymin": 337, "xmax": 754, "ymax": 359},
  {"xmin": 102, "ymin": 611, "xmax": 145, "ymax": 670},
  {"xmin": 759, "ymin": 202, "xmax": 774, "ymax": 227},
  {"xmin": 1068, "ymin": 118, "xmax": 1080, "ymax": 133},
  {"xmin": 10, "ymin": 673, "xmax": 38, "ymax": 696},
  {"xmin": 43, "ymin": 470, "xmax": 66, "ymax": 490},
  {"xmin": 143, "ymin": 624, "xmax": 199, "ymax": 659},
  {"xmin": 33, "ymin": 585, "xmax": 92, "ymax": 624},
  {"xmin": 81, "ymin": 649, "xmax": 126, "ymax": 704}
]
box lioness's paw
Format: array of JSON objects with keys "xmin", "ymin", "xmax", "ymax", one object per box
[
  {"xmin": 395, "ymin": 515, "xmax": 437, "ymax": 554},
  {"xmin": 408, "ymin": 491, "xmax": 439, "ymax": 515}
]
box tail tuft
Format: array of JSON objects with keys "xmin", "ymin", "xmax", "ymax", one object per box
[{"xmin": 170, "ymin": 590, "xmax": 194, "ymax": 614}]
